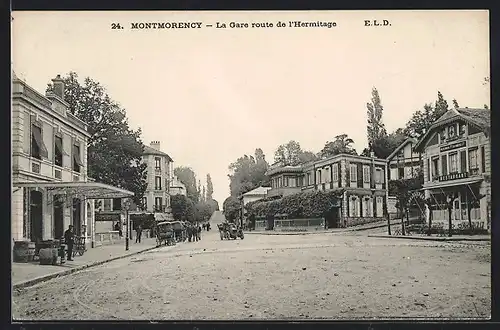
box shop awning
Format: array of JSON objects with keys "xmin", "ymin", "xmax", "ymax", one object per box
[
  {"xmin": 425, "ymin": 177, "xmax": 483, "ymax": 190},
  {"xmin": 12, "ymin": 181, "xmax": 134, "ymax": 199}
]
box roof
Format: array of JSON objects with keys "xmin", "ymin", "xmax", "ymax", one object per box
[
  {"xmin": 242, "ymin": 186, "xmax": 271, "ymax": 196},
  {"xmin": 414, "ymin": 108, "xmax": 491, "ymax": 152},
  {"xmin": 265, "ymin": 165, "xmax": 303, "ymax": 176},
  {"xmin": 143, "ymin": 145, "xmax": 173, "ymax": 161},
  {"xmin": 386, "ymin": 137, "xmax": 418, "ymax": 161},
  {"xmin": 12, "ymin": 181, "xmax": 134, "ymax": 199}
]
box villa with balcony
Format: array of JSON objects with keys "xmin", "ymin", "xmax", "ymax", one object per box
[
  {"xmin": 413, "ymin": 107, "xmax": 491, "ymax": 232},
  {"xmin": 265, "ymin": 153, "xmax": 388, "ymax": 227}
]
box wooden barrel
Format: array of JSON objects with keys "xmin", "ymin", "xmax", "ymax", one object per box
[
  {"xmin": 13, "ymin": 241, "xmax": 35, "ymax": 263},
  {"xmin": 39, "ymin": 248, "xmax": 58, "ymax": 265}
]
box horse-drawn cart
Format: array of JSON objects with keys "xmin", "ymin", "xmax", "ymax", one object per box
[{"xmin": 156, "ymin": 221, "xmax": 175, "ymax": 247}]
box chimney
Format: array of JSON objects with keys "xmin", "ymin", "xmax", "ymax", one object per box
[
  {"xmin": 51, "ymin": 74, "xmax": 65, "ymax": 100},
  {"xmin": 150, "ymin": 141, "xmax": 161, "ymax": 151}
]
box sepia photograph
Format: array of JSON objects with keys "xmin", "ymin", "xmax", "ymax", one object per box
[{"xmin": 10, "ymin": 10, "xmax": 490, "ymax": 321}]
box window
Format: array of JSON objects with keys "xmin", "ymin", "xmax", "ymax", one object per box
[
  {"xmin": 363, "ymin": 166, "xmax": 370, "ymax": 183},
  {"xmin": 439, "ymin": 129, "xmax": 447, "ymax": 143},
  {"xmin": 448, "ymin": 125, "xmax": 456, "ymax": 138},
  {"xmin": 441, "ymin": 155, "xmax": 448, "ymax": 176},
  {"xmin": 432, "ymin": 157, "xmax": 439, "ymax": 179},
  {"xmin": 72, "ymin": 144, "xmax": 83, "ymax": 173},
  {"xmin": 103, "ymin": 199, "xmax": 112, "ymax": 212},
  {"xmin": 165, "ymin": 178, "xmax": 169, "ymax": 192},
  {"xmin": 350, "ymin": 164, "xmax": 357, "ymax": 182},
  {"xmin": 306, "ymin": 173, "xmax": 311, "ymax": 185},
  {"xmin": 332, "ymin": 164, "xmax": 339, "ymax": 182},
  {"xmin": 155, "ymin": 176, "xmax": 162, "ymax": 190},
  {"xmin": 141, "ymin": 197, "xmax": 147, "ymax": 210},
  {"xmin": 349, "ymin": 196, "xmax": 359, "ymax": 217},
  {"xmin": 317, "ymin": 170, "xmax": 322, "ymax": 184},
  {"xmin": 469, "ymin": 148, "xmax": 479, "ymax": 172},
  {"xmin": 375, "ymin": 168, "xmax": 382, "ymax": 183},
  {"xmin": 398, "ymin": 167, "xmax": 404, "ymax": 179},
  {"xmin": 112, "ymin": 198, "xmax": 122, "ymax": 211},
  {"xmin": 363, "ymin": 197, "xmax": 371, "ymax": 217},
  {"xmin": 31, "ymin": 124, "xmax": 48, "ymax": 159},
  {"xmin": 155, "ymin": 157, "xmax": 161, "ymax": 171},
  {"xmin": 155, "ymin": 197, "xmax": 163, "ymax": 211},
  {"xmin": 54, "ymin": 135, "xmax": 63, "ymax": 166},
  {"xmin": 449, "ymin": 153, "xmax": 458, "ymax": 173}
]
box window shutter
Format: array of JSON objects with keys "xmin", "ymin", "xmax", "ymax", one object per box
[
  {"xmin": 345, "ymin": 163, "xmax": 350, "ymax": 187},
  {"xmin": 441, "ymin": 155, "xmax": 448, "ymax": 176},
  {"xmin": 460, "ymin": 150, "xmax": 467, "ymax": 173},
  {"xmin": 357, "ymin": 163, "xmax": 363, "ymax": 188}
]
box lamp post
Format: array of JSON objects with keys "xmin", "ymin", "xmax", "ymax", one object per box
[{"xmin": 124, "ymin": 199, "xmax": 131, "ymax": 251}]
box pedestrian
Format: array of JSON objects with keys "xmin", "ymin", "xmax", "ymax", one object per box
[
  {"xmin": 207, "ymin": 223, "xmax": 211, "ymax": 231},
  {"xmin": 188, "ymin": 225, "xmax": 193, "ymax": 242},
  {"xmin": 197, "ymin": 224, "xmax": 202, "ymax": 240},
  {"xmin": 114, "ymin": 222, "xmax": 123, "ymax": 237},
  {"xmin": 135, "ymin": 224, "xmax": 142, "ymax": 243},
  {"xmin": 64, "ymin": 225, "xmax": 75, "ymax": 261}
]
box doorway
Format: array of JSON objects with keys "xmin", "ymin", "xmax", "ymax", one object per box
[
  {"xmin": 325, "ymin": 207, "xmax": 340, "ymax": 228},
  {"xmin": 54, "ymin": 195, "xmax": 64, "ymax": 239},
  {"xmin": 29, "ymin": 190, "xmax": 43, "ymax": 242},
  {"xmin": 73, "ymin": 198, "xmax": 82, "ymax": 235}
]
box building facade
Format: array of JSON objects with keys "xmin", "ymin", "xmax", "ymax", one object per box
[
  {"xmin": 386, "ymin": 138, "xmax": 422, "ymax": 215},
  {"xmin": 12, "ymin": 73, "xmax": 133, "ymax": 248},
  {"xmin": 413, "ymin": 107, "xmax": 491, "ymax": 231},
  {"xmin": 141, "ymin": 141, "xmax": 173, "ymax": 213},
  {"xmin": 12, "ymin": 73, "xmax": 92, "ymax": 242},
  {"xmin": 169, "ymin": 174, "xmax": 187, "ymax": 196},
  {"xmin": 266, "ymin": 153, "xmax": 388, "ymax": 227}
]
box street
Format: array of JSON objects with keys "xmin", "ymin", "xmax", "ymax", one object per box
[{"xmin": 12, "ymin": 230, "xmax": 490, "ymax": 320}]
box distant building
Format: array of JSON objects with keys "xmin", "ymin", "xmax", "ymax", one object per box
[
  {"xmin": 169, "ymin": 175, "xmax": 187, "ymax": 196},
  {"xmin": 242, "ymin": 186, "xmax": 271, "ymax": 206},
  {"xmin": 386, "ymin": 137, "xmax": 422, "ymax": 216},
  {"xmin": 265, "ymin": 153, "xmax": 388, "ymax": 227},
  {"xmin": 95, "ymin": 140, "xmax": 175, "ymax": 227},
  {"xmin": 413, "ymin": 107, "xmax": 491, "ymax": 231}
]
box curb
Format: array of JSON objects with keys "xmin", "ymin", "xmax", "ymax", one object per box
[
  {"xmin": 245, "ymin": 221, "xmax": 400, "ymax": 235},
  {"xmin": 13, "ymin": 245, "xmax": 159, "ymax": 290},
  {"xmin": 367, "ymin": 235, "xmax": 491, "ymax": 242}
]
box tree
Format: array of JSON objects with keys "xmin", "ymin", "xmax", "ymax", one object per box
[
  {"xmin": 366, "ymin": 87, "xmax": 387, "ymax": 147},
  {"xmin": 484, "ymin": 104, "xmax": 489, "ymax": 110},
  {"xmin": 369, "ymin": 129, "xmax": 407, "ymax": 159},
  {"xmin": 228, "ymin": 148, "xmax": 270, "ymax": 197},
  {"xmin": 320, "ymin": 134, "xmax": 357, "ymax": 157},
  {"xmin": 403, "ymin": 91, "xmax": 452, "ymax": 139},
  {"xmin": 223, "ymin": 196, "xmax": 241, "ymax": 222},
  {"xmin": 452, "ymin": 99, "xmax": 460, "ymax": 109},
  {"xmin": 174, "ymin": 166, "xmax": 199, "ymax": 203},
  {"xmin": 274, "ymin": 140, "xmax": 302, "ymax": 166},
  {"xmin": 298, "ymin": 150, "xmax": 319, "ymax": 164},
  {"xmin": 206, "ymin": 174, "xmax": 214, "ymax": 201},
  {"xmin": 201, "ymin": 186, "xmax": 206, "ymax": 203},
  {"xmin": 171, "ymin": 194, "xmax": 196, "ymax": 222},
  {"xmin": 47, "ymin": 72, "xmax": 147, "ymax": 207}
]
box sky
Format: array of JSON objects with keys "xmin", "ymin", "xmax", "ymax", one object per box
[{"xmin": 11, "ymin": 10, "xmax": 490, "ymax": 205}]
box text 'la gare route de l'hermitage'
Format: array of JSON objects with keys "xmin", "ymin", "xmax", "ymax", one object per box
[{"xmin": 129, "ymin": 20, "xmax": 337, "ymax": 30}]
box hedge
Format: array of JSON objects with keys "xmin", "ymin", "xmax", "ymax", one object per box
[{"xmin": 246, "ymin": 189, "xmax": 345, "ymax": 219}]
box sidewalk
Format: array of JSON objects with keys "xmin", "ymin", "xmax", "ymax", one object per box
[
  {"xmin": 368, "ymin": 234, "xmax": 491, "ymax": 242},
  {"xmin": 12, "ymin": 238, "xmax": 161, "ymax": 290},
  {"xmin": 246, "ymin": 219, "xmax": 401, "ymax": 235}
]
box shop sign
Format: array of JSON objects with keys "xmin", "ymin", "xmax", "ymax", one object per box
[{"xmin": 440, "ymin": 140, "xmax": 466, "ymax": 152}]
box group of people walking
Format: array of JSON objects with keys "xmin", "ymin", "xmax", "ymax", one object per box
[{"xmin": 187, "ymin": 223, "xmax": 202, "ymax": 242}]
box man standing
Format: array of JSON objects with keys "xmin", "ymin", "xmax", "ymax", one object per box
[
  {"xmin": 135, "ymin": 224, "xmax": 142, "ymax": 243},
  {"xmin": 64, "ymin": 225, "xmax": 75, "ymax": 261}
]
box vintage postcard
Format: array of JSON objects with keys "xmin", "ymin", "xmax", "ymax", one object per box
[{"xmin": 11, "ymin": 10, "xmax": 490, "ymax": 321}]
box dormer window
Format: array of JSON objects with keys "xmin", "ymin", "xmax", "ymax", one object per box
[{"xmin": 459, "ymin": 123, "xmax": 466, "ymax": 136}]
